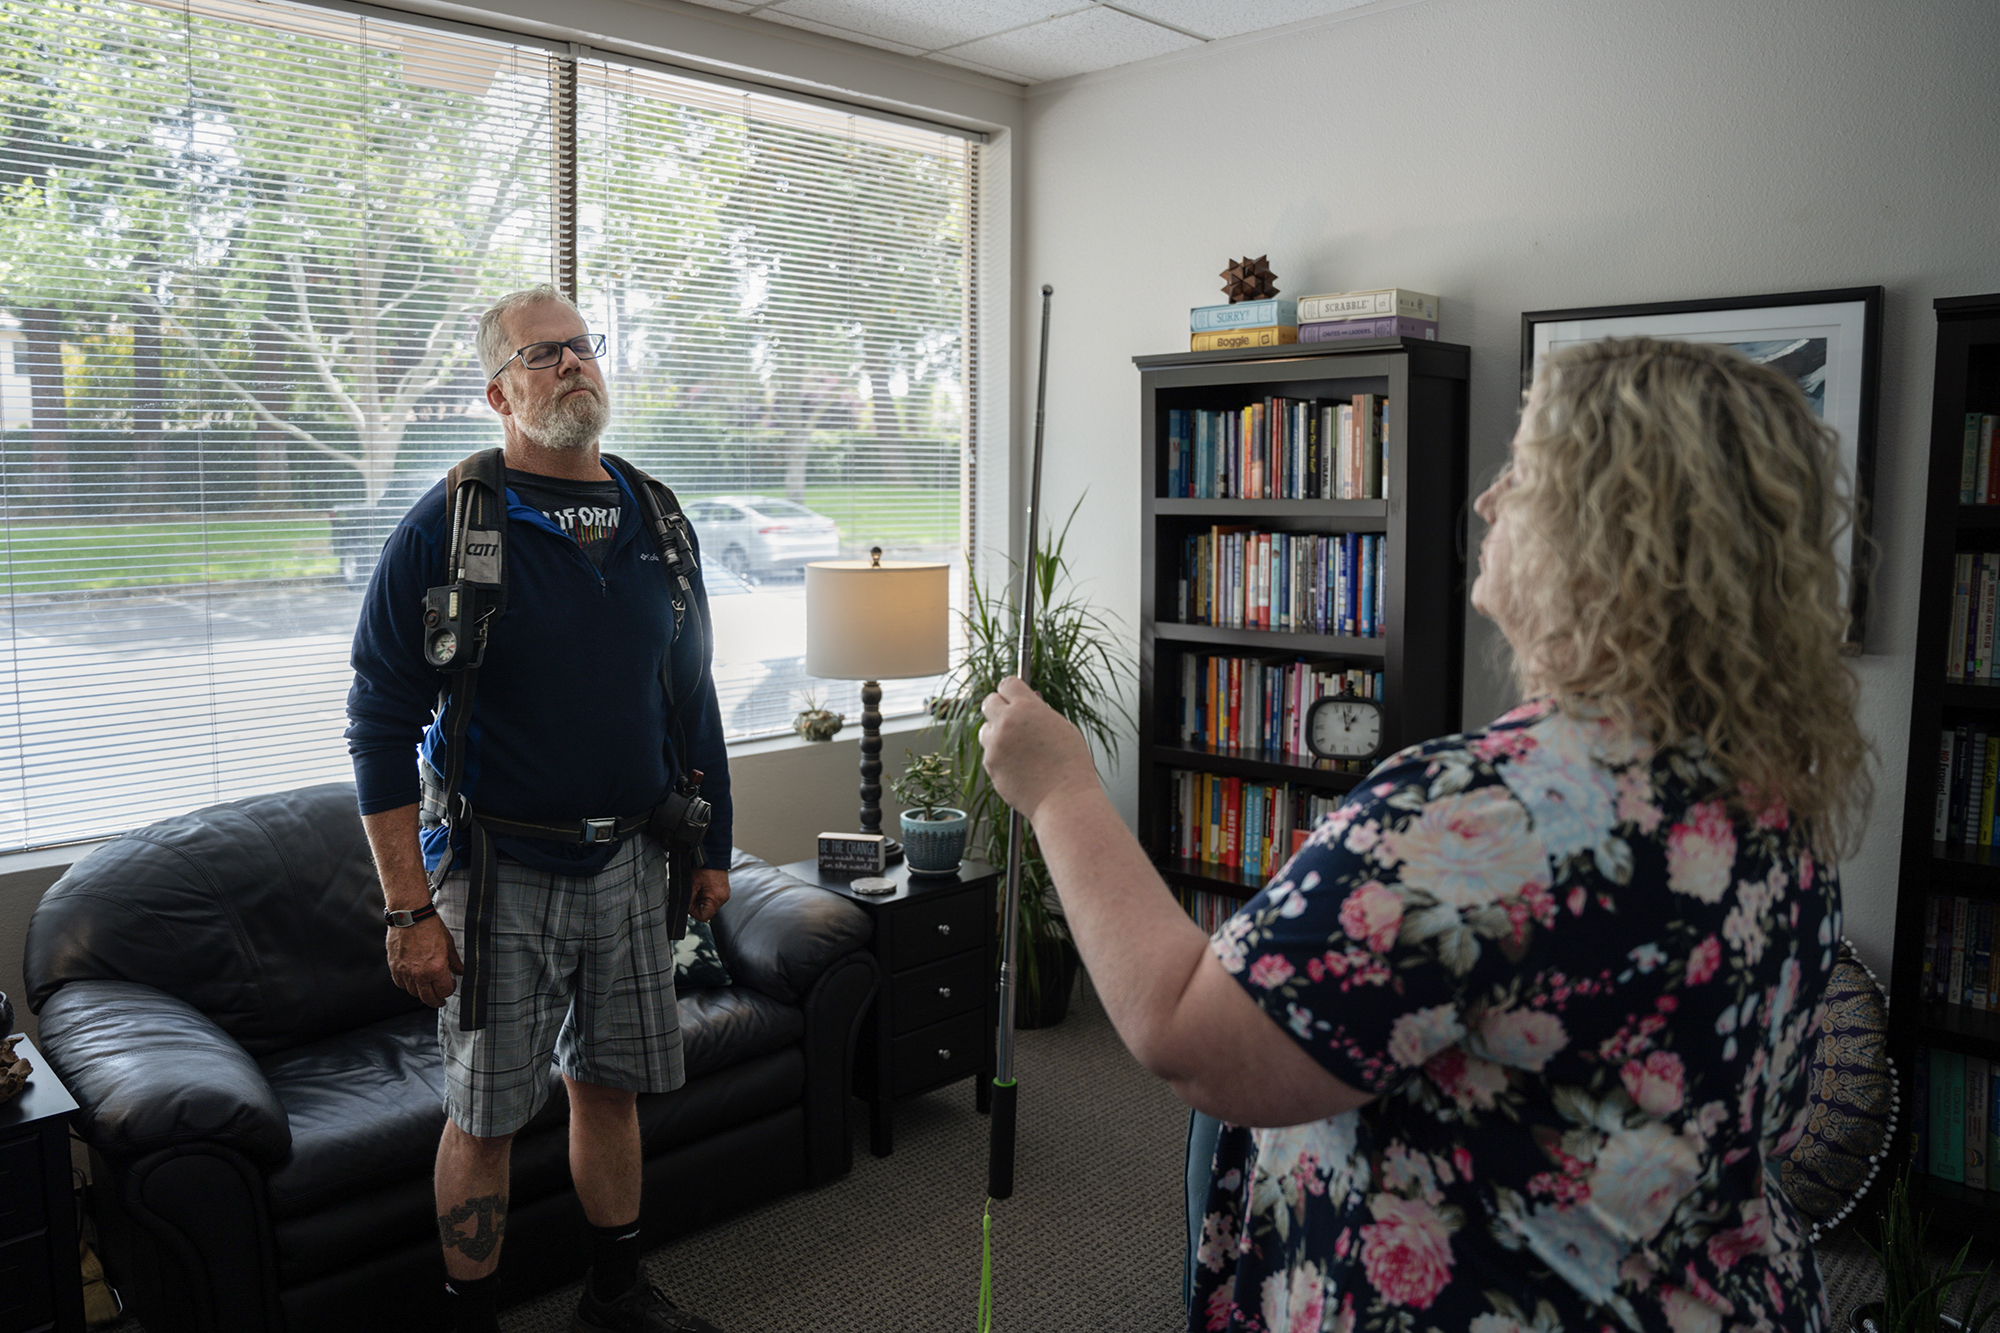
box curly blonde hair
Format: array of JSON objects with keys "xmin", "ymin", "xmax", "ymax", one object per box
[{"xmin": 1494, "ymin": 337, "xmax": 1869, "ymax": 853}]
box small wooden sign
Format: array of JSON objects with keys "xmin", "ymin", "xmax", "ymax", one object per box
[{"xmin": 818, "ymin": 832, "xmax": 887, "ymax": 876}]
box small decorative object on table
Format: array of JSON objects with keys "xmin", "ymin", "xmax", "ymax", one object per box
[
  {"xmin": 0, "ymin": 1030, "xmax": 30, "ymax": 1104},
  {"xmin": 1220, "ymin": 255, "xmax": 1278, "ymax": 302},
  {"xmin": 818, "ymin": 831, "xmax": 887, "ymax": 876},
  {"xmin": 1852, "ymin": 1168, "xmax": 2000, "ymax": 1332},
  {"xmin": 792, "ymin": 692, "xmax": 845, "ymax": 741},
  {"xmin": 889, "ymin": 751, "xmax": 969, "ymax": 876}
]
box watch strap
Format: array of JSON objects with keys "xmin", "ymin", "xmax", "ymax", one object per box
[{"xmin": 384, "ymin": 902, "xmax": 440, "ymax": 928}]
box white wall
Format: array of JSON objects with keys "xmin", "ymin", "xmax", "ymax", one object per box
[{"xmin": 1018, "ymin": 0, "xmax": 2000, "ymax": 980}]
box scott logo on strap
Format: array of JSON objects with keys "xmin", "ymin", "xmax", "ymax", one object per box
[{"xmin": 462, "ymin": 531, "xmax": 502, "ymax": 584}]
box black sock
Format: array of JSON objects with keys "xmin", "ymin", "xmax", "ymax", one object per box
[
  {"xmin": 587, "ymin": 1219, "xmax": 642, "ymax": 1302},
  {"xmin": 445, "ymin": 1271, "xmax": 501, "ymax": 1333}
]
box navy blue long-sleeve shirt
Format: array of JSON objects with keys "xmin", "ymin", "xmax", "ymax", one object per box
[{"xmin": 344, "ymin": 465, "xmax": 733, "ymax": 876}]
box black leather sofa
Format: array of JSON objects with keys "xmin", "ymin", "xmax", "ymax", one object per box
[{"xmin": 23, "ymin": 783, "xmax": 877, "ymax": 1333}]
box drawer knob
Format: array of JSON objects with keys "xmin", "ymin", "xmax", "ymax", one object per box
[
  {"xmin": 936, "ymin": 923, "xmax": 951, "ymax": 936},
  {"xmin": 938, "ymin": 985, "xmax": 952, "ymax": 999},
  {"xmin": 938, "ymin": 1048, "xmax": 952, "ymax": 1061}
]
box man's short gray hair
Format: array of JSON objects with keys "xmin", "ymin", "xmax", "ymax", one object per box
[{"xmin": 476, "ymin": 286, "xmax": 582, "ymax": 378}]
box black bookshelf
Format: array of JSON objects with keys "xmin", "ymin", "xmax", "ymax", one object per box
[
  {"xmin": 1892, "ymin": 293, "xmax": 2000, "ymax": 1240},
  {"xmin": 1133, "ymin": 338, "xmax": 1469, "ymax": 904}
]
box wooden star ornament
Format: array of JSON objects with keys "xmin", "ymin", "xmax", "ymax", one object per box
[{"xmin": 1221, "ymin": 255, "xmax": 1279, "ymax": 303}]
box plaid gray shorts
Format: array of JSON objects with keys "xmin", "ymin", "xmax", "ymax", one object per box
[{"xmin": 433, "ymin": 835, "xmax": 684, "ymax": 1137}]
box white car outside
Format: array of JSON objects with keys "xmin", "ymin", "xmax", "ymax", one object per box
[{"xmin": 685, "ymin": 495, "xmax": 839, "ymax": 581}]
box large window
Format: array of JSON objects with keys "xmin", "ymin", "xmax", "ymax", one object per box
[{"xmin": 0, "ymin": 0, "xmax": 976, "ymax": 851}]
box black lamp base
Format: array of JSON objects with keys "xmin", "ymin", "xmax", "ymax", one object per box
[{"xmin": 856, "ymin": 679, "xmax": 902, "ymax": 865}]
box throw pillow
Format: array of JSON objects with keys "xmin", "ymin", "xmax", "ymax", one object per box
[
  {"xmin": 1778, "ymin": 938, "xmax": 1897, "ymax": 1241},
  {"xmin": 674, "ymin": 918, "xmax": 733, "ymax": 988}
]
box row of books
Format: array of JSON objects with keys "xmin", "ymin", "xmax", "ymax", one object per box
[
  {"xmin": 1175, "ymin": 885, "xmax": 1246, "ymax": 935},
  {"xmin": 1917, "ymin": 1046, "xmax": 1998, "ymax": 1191},
  {"xmin": 1187, "ymin": 288, "xmax": 1441, "ymax": 351},
  {"xmin": 1166, "ymin": 769, "xmax": 1347, "ymax": 882},
  {"xmin": 1163, "ymin": 396, "xmax": 1389, "ymax": 500},
  {"xmin": 1956, "ymin": 414, "xmax": 2000, "ymax": 504},
  {"xmin": 1175, "ymin": 528, "xmax": 1387, "ymax": 637},
  {"xmin": 1175, "ymin": 652, "xmax": 1383, "ymax": 760},
  {"xmin": 1941, "ymin": 554, "xmax": 2000, "ymax": 681},
  {"xmin": 1920, "ymin": 893, "xmax": 2000, "ymax": 1010},
  {"xmin": 1931, "ymin": 725, "xmax": 2000, "ymax": 846}
]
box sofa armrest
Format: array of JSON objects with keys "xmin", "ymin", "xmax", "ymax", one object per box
[
  {"xmin": 37, "ymin": 979, "xmax": 291, "ymax": 1167},
  {"xmin": 715, "ymin": 852, "xmax": 872, "ymax": 1005}
]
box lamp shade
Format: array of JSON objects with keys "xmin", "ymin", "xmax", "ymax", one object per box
[{"xmin": 805, "ymin": 559, "xmax": 950, "ymax": 680}]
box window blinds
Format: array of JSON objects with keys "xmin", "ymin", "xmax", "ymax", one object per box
[
  {"xmin": 574, "ymin": 57, "xmax": 971, "ymax": 740},
  {"xmin": 0, "ymin": 0, "xmax": 973, "ymax": 851}
]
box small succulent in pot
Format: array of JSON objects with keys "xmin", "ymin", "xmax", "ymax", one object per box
[
  {"xmin": 792, "ymin": 691, "xmax": 844, "ymax": 742},
  {"xmin": 926, "ymin": 694, "xmax": 971, "ymax": 722},
  {"xmin": 889, "ymin": 751, "xmax": 960, "ymax": 821},
  {"xmin": 890, "ymin": 751, "xmax": 969, "ymax": 875}
]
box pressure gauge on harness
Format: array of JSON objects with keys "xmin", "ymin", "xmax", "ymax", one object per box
[{"xmin": 1305, "ymin": 694, "xmax": 1384, "ymax": 760}]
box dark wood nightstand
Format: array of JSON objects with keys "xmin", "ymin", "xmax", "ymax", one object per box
[
  {"xmin": 0, "ymin": 1036, "xmax": 85, "ymax": 1333},
  {"xmin": 779, "ymin": 858, "xmax": 998, "ymax": 1156}
]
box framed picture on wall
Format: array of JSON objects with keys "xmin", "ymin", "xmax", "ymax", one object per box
[{"xmin": 1521, "ymin": 286, "xmax": 1884, "ymax": 646}]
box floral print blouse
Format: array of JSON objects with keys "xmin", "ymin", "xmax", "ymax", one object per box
[{"xmin": 1192, "ymin": 700, "xmax": 1837, "ymax": 1333}]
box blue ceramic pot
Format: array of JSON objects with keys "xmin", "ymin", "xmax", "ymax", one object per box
[{"xmin": 900, "ymin": 808, "xmax": 968, "ymax": 875}]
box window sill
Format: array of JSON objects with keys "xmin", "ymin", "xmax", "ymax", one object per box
[{"xmin": 0, "ymin": 839, "xmax": 113, "ymax": 881}]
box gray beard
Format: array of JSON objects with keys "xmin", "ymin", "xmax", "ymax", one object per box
[{"xmin": 515, "ymin": 381, "xmax": 611, "ymax": 451}]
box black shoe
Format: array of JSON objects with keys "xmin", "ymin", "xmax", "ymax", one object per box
[{"xmin": 572, "ymin": 1279, "xmax": 725, "ymax": 1333}]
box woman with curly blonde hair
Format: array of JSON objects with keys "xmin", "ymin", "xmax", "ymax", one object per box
[
  {"xmin": 1486, "ymin": 337, "xmax": 1869, "ymax": 854},
  {"xmin": 979, "ymin": 335, "xmax": 1867, "ymax": 1333}
]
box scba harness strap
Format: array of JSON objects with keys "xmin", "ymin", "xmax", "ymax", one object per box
[{"xmin": 424, "ymin": 447, "xmax": 711, "ymax": 1032}]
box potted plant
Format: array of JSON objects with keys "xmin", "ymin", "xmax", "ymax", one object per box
[
  {"xmin": 792, "ymin": 691, "xmax": 844, "ymax": 742},
  {"xmin": 932, "ymin": 500, "xmax": 1132, "ymax": 1028},
  {"xmin": 890, "ymin": 751, "xmax": 969, "ymax": 875},
  {"xmin": 1852, "ymin": 1169, "xmax": 2000, "ymax": 1332}
]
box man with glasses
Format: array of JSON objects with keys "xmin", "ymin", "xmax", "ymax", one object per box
[{"xmin": 346, "ymin": 286, "xmax": 732, "ymax": 1333}]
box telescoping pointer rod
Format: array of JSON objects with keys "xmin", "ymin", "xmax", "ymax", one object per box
[{"xmin": 988, "ymin": 284, "xmax": 1053, "ymax": 1205}]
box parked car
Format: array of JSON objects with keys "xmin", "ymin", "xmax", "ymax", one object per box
[
  {"xmin": 328, "ymin": 471, "xmax": 443, "ymax": 587},
  {"xmin": 684, "ymin": 495, "xmax": 839, "ymax": 581}
]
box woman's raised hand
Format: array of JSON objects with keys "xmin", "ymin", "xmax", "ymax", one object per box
[{"xmin": 977, "ymin": 676, "xmax": 1100, "ymax": 823}]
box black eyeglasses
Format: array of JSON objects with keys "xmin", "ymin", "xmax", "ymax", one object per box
[{"xmin": 488, "ymin": 334, "xmax": 606, "ymax": 380}]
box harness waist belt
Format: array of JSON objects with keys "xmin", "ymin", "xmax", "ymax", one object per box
[
  {"xmin": 418, "ymin": 764, "xmax": 650, "ymax": 845},
  {"xmin": 471, "ymin": 810, "xmax": 652, "ymax": 845}
]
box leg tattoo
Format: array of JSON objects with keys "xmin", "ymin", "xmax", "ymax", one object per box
[{"xmin": 438, "ymin": 1193, "xmax": 507, "ymax": 1264}]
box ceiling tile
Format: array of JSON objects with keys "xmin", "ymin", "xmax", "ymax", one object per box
[
  {"xmin": 945, "ymin": 6, "xmax": 1199, "ymax": 82},
  {"xmin": 926, "ymin": 51, "xmax": 1035, "ymax": 84},
  {"xmin": 754, "ymin": 8, "xmax": 928, "ymax": 55},
  {"xmin": 1108, "ymin": 0, "xmax": 1374, "ymax": 41},
  {"xmin": 765, "ymin": 0, "xmax": 1096, "ymax": 54}
]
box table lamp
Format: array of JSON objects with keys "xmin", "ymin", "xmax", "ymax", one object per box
[{"xmin": 805, "ymin": 548, "xmax": 950, "ymax": 863}]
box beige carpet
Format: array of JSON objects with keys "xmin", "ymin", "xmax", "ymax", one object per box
[{"xmin": 499, "ymin": 972, "xmax": 1189, "ymax": 1332}]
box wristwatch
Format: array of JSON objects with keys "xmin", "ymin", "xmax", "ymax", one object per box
[{"xmin": 384, "ymin": 902, "xmax": 440, "ymax": 928}]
